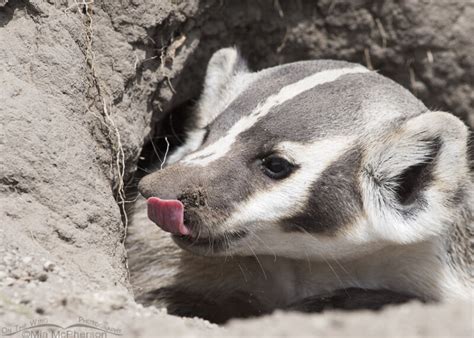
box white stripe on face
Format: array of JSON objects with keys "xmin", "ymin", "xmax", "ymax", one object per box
[
  {"xmin": 183, "ymin": 67, "xmax": 369, "ymax": 166},
  {"xmin": 223, "ymin": 137, "xmax": 355, "ymax": 230}
]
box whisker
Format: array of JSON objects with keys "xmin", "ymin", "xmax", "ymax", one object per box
[
  {"xmin": 321, "ymin": 256, "xmax": 349, "ymax": 296},
  {"xmin": 293, "ymin": 225, "xmax": 348, "ymax": 292},
  {"xmin": 160, "ymin": 137, "xmax": 170, "ymax": 170},
  {"xmin": 190, "ymin": 226, "xmax": 202, "ymax": 247},
  {"xmin": 329, "ymin": 253, "xmax": 358, "ymax": 288},
  {"xmin": 168, "ymin": 113, "xmax": 184, "ymax": 144},
  {"xmin": 304, "ymin": 250, "xmax": 312, "ymax": 273},
  {"xmin": 149, "ymin": 139, "xmax": 163, "ymax": 164},
  {"xmin": 252, "ymin": 233, "xmax": 277, "ymax": 263},
  {"xmin": 208, "ymin": 232, "xmax": 215, "ymax": 255},
  {"xmin": 237, "ymin": 263, "xmax": 249, "ymax": 283},
  {"xmin": 246, "ymin": 242, "xmax": 267, "ymax": 280},
  {"xmin": 223, "ymin": 232, "xmax": 230, "ymax": 262},
  {"xmin": 136, "ymin": 166, "xmax": 151, "ymax": 174}
]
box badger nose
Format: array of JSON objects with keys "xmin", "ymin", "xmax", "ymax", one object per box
[
  {"xmin": 137, "ymin": 175, "xmax": 154, "ymax": 199},
  {"xmin": 138, "ymin": 172, "xmax": 179, "ymax": 200}
]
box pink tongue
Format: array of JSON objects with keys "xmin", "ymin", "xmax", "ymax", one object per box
[{"xmin": 147, "ymin": 197, "xmax": 190, "ymax": 235}]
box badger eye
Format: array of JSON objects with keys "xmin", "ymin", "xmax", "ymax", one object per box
[{"xmin": 261, "ymin": 155, "xmax": 294, "ymax": 179}]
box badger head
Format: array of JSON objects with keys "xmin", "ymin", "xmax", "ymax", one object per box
[{"xmin": 139, "ymin": 48, "xmax": 471, "ymax": 260}]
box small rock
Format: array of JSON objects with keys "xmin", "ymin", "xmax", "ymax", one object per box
[
  {"xmin": 38, "ymin": 273, "xmax": 48, "ymax": 282},
  {"xmin": 43, "ymin": 261, "xmax": 55, "ymax": 272}
]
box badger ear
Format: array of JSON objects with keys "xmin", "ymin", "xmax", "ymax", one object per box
[
  {"xmin": 362, "ymin": 111, "xmax": 470, "ymax": 242},
  {"xmin": 196, "ymin": 47, "xmax": 250, "ymax": 128}
]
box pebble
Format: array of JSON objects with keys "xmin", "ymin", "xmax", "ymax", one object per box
[
  {"xmin": 38, "ymin": 273, "xmax": 48, "ymax": 282},
  {"xmin": 43, "ymin": 261, "xmax": 55, "ymax": 272}
]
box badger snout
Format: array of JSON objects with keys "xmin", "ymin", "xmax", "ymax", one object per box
[
  {"xmin": 138, "ymin": 163, "xmax": 247, "ymax": 255},
  {"xmin": 145, "ymin": 189, "xmax": 211, "ymax": 237},
  {"xmin": 138, "ymin": 169, "xmax": 211, "ymax": 237}
]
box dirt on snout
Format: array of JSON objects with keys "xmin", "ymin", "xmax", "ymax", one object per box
[{"xmin": 178, "ymin": 189, "xmax": 208, "ymax": 209}]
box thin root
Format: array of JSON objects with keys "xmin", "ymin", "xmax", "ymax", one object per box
[{"xmin": 76, "ymin": 1, "xmax": 129, "ymax": 256}]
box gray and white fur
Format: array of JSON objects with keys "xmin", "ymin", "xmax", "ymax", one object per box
[{"xmin": 129, "ymin": 48, "xmax": 473, "ymax": 323}]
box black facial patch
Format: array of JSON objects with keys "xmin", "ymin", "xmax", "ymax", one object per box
[{"xmin": 281, "ymin": 147, "xmax": 363, "ymax": 235}]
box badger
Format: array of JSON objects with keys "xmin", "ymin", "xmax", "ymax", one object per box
[{"xmin": 127, "ymin": 48, "xmax": 473, "ymax": 323}]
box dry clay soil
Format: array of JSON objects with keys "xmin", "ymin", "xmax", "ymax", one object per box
[{"xmin": 0, "ymin": 0, "xmax": 473, "ymax": 337}]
